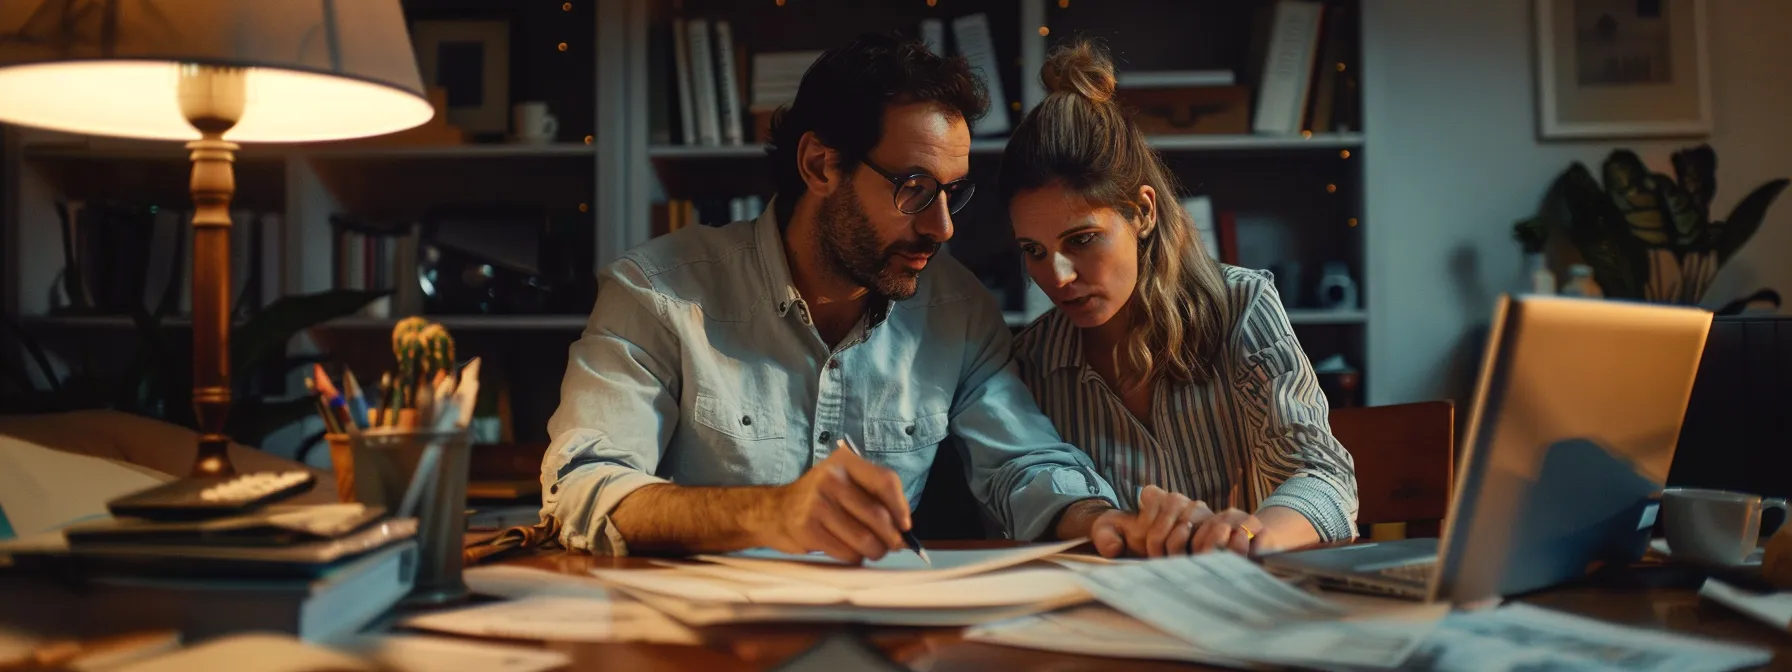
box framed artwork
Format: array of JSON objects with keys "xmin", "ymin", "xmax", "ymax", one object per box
[
  {"xmin": 408, "ymin": 19, "xmax": 511, "ymax": 134},
  {"xmin": 1535, "ymin": 0, "xmax": 1712, "ymax": 139}
]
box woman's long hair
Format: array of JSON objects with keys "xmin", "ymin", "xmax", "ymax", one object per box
[{"xmin": 998, "ymin": 39, "xmax": 1230, "ymax": 388}]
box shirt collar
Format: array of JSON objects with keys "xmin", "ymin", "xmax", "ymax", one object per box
[
  {"xmin": 754, "ymin": 199, "xmax": 803, "ymax": 318},
  {"xmin": 754, "ymin": 196, "xmax": 895, "ymax": 329},
  {"xmin": 1033, "ymin": 308, "xmax": 1086, "ymax": 373}
]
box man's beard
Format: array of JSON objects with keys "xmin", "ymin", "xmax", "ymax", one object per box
[{"xmin": 816, "ymin": 179, "xmax": 940, "ymax": 301}]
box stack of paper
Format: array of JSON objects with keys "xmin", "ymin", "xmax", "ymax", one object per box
[
  {"xmin": 400, "ymin": 565, "xmax": 700, "ymax": 645},
  {"xmin": 1072, "ymin": 553, "xmax": 1439, "ymax": 669},
  {"xmin": 970, "ymin": 553, "xmax": 1773, "ymax": 672},
  {"xmin": 589, "ymin": 540, "xmax": 1091, "ymax": 626}
]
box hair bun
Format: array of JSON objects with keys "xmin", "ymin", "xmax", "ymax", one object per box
[{"xmin": 1040, "ymin": 40, "xmax": 1117, "ymax": 104}]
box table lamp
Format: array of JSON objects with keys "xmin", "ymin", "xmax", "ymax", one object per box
[{"xmin": 0, "ymin": 1, "xmax": 433, "ymax": 476}]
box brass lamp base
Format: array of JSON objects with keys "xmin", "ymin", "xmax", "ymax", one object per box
[{"xmin": 181, "ymin": 66, "xmax": 245, "ymax": 478}]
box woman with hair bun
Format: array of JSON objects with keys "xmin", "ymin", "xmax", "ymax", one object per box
[{"xmin": 1001, "ymin": 40, "xmax": 1359, "ymax": 557}]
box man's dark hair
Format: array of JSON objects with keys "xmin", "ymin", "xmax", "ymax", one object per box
[{"xmin": 766, "ymin": 32, "xmax": 989, "ymax": 226}]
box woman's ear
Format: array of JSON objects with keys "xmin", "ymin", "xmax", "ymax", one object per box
[
  {"xmin": 1136, "ymin": 184, "xmax": 1159, "ymax": 238},
  {"xmin": 797, "ymin": 131, "xmax": 840, "ymax": 197}
]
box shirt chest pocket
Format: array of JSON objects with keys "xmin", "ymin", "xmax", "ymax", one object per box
[
  {"xmin": 862, "ymin": 410, "xmax": 949, "ymax": 453},
  {"xmin": 694, "ymin": 393, "xmax": 788, "ymax": 441}
]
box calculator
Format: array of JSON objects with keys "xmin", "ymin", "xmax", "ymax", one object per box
[{"xmin": 107, "ymin": 471, "xmax": 317, "ymax": 521}]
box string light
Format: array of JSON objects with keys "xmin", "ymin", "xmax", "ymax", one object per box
[
  {"xmin": 1339, "ymin": 149, "xmax": 1351, "ymax": 159},
  {"xmin": 1300, "ymin": 129, "xmax": 1313, "ymax": 139},
  {"xmin": 579, "ymin": 203, "xmax": 590, "ymax": 213},
  {"xmin": 1326, "ymin": 183, "xmax": 1338, "ymax": 193},
  {"xmin": 926, "ymin": 0, "xmax": 937, "ymax": 6},
  {"xmin": 1336, "ymin": 62, "xmax": 1347, "ymax": 72},
  {"xmin": 1347, "ymin": 218, "xmax": 1359, "ymax": 227},
  {"xmin": 1059, "ymin": 0, "xmax": 1070, "ymax": 6},
  {"xmin": 1038, "ymin": 26, "xmax": 1049, "ymax": 36},
  {"xmin": 584, "ymin": 134, "xmax": 593, "ymax": 145},
  {"xmin": 562, "ymin": 2, "xmax": 572, "ymax": 10},
  {"xmin": 775, "ymin": 0, "xmax": 785, "ymax": 6},
  {"xmin": 557, "ymin": 42, "xmax": 568, "ymax": 52},
  {"xmin": 1010, "ymin": 101, "xmax": 1021, "ymax": 111}
]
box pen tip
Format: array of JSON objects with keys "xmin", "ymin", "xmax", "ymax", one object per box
[{"xmin": 919, "ymin": 548, "xmax": 932, "ymax": 566}]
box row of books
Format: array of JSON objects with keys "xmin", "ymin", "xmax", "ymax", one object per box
[
  {"xmin": 51, "ymin": 202, "xmax": 282, "ymax": 319},
  {"xmin": 1251, "ymin": 0, "xmax": 1360, "ymax": 135},
  {"xmin": 330, "ymin": 220, "xmax": 420, "ymax": 318},
  {"xmin": 655, "ymin": 195, "xmax": 768, "ymax": 236},
  {"xmin": 655, "ymin": 12, "xmax": 1013, "ymax": 146}
]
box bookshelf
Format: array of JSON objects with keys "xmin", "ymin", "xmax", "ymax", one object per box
[
  {"xmin": 1, "ymin": 0, "xmax": 1377, "ymax": 450},
  {"xmin": 629, "ymin": 0, "xmax": 1373, "ymax": 403}
]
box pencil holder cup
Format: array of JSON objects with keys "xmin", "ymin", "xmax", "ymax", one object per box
[
  {"xmin": 349, "ymin": 426, "xmax": 475, "ymax": 605},
  {"xmin": 325, "ymin": 433, "xmax": 355, "ymax": 503}
]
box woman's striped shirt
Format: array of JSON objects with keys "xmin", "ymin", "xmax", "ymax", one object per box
[{"xmin": 1012, "ymin": 265, "xmax": 1360, "ymax": 541}]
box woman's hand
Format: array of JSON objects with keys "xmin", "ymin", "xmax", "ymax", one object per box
[
  {"xmin": 1132, "ymin": 485, "xmax": 1218, "ymax": 557},
  {"xmin": 1189, "ymin": 507, "xmax": 1265, "ymax": 555}
]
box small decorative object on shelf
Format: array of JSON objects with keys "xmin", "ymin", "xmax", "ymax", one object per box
[
  {"xmin": 1315, "ymin": 261, "xmax": 1358, "ymax": 311},
  {"xmin": 1312, "ymin": 354, "xmax": 1360, "ymax": 409},
  {"xmin": 512, "ymin": 101, "xmax": 559, "ymax": 144}
]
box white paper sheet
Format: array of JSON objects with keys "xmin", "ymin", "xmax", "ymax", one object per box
[
  {"xmin": 967, "ymin": 604, "xmax": 1265, "ymax": 668},
  {"xmin": 464, "ymin": 565, "xmax": 617, "ymax": 600},
  {"xmin": 692, "ymin": 538, "xmax": 1083, "ymax": 589},
  {"xmin": 591, "ymin": 565, "xmax": 1087, "ymax": 609},
  {"xmin": 1370, "ymin": 602, "xmax": 1772, "ymax": 672},
  {"xmin": 333, "ymin": 635, "xmax": 570, "ymax": 672},
  {"xmin": 400, "ymin": 596, "xmax": 700, "ymax": 645},
  {"xmin": 1700, "ymin": 579, "xmax": 1792, "ymax": 631},
  {"xmin": 1075, "ymin": 552, "xmax": 1436, "ymax": 669}
]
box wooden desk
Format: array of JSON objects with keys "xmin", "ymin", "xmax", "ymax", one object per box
[{"xmin": 427, "ymin": 543, "xmax": 1792, "ymax": 671}]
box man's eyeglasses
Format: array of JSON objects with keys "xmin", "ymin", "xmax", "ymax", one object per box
[{"xmin": 860, "ymin": 157, "xmax": 976, "ymax": 215}]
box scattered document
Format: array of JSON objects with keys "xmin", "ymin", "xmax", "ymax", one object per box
[
  {"xmin": 693, "ymin": 538, "xmax": 1083, "ymax": 589},
  {"xmin": 593, "ymin": 565, "xmax": 1086, "ymax": 609},
  {"xmin": 1377, "ymin": 602, "xmax": 1772, "ymax": 672},
  {"xmin": 334, "ymin": 635, "xmax": 570, "ymax": 672},
  {"xmin": 1701, "ymin": 579, "xmax": 1792, "ymax": 632},
  {"xmin": 1075, "ymin": 552, "xmax": 1436, "ymax": 669},
  {"xmin": 967, "ymin": 604, "xmax": 1261, "ymax": 668},
  {"xmin": 401, "ymin": 596, "xmax": 700, "ymax": 645},
  {"xmin": 464, "ymin": 565, "xmax": 616, "ymax": 600}
]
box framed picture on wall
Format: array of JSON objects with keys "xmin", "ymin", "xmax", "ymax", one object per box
[
  {"xmin": 409, "ymin": 19, "xmax": 511, "ymax": 134},
  {"xmin": 1535, "ymin": 0, "xmax": 1712, "ymax": 139}
]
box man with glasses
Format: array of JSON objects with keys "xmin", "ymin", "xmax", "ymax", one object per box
[{"xmin": 541, "ymin": 32, "xmax": 1133, "ymax": 561}]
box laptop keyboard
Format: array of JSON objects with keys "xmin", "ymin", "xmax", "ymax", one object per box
[{"xmin": 1376, "ymin": 560, "xmax": 1438, "ymax": 583}]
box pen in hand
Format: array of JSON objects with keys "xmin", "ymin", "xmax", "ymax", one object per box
[{"xmin": 838, "ymin": 435, "xmax": 932, "ymax": 566}]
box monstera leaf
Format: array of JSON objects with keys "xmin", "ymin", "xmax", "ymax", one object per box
[
  {"xmin": 1552, "ymin": 162, "xmax": 1649, "ymax": 299},
  {"xmin": 1713, "ymin": 178, "xmax": 1790, "ymax": 265}
]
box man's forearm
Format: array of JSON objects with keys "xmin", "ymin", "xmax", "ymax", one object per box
[
  {"xmin": 1052, "ymin": 497, "xmax": 1118, "ymax": 541},
  {"xmin": 609, "ymin": 483, "xmax": 777, "ymax": 555}
]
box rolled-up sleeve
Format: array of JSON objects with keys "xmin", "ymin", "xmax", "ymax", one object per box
[
  {"xmin": 540, "ymin": 258, "xmax": 680, "ymax": 555},
  {"xmin": 948, "ymin": 292, "xmax": 1118, "ymax": 541},
  {"xmin": 1233, "ymin": 286, "xmax": 1360, "ymax": 542}
]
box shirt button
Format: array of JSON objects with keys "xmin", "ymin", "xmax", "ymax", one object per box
[
  {"xmin": 827, "ymin": 359, "xmax": 840, "ymax": 370},
  {"xmin": 818, "ymin": 431, "xmax": 832, "ymax": 445},
  {"xmin": 740, "ymin": 415, "xmax": 752, "ymax": 426},
  {"xmin": 904, "ymin": 425, "xmax": 915, "ymax": 436}
]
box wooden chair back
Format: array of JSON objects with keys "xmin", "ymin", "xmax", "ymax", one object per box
[{"xmin": 1328, "ymin": 400, "xmax": 1455, "ymax": 539}]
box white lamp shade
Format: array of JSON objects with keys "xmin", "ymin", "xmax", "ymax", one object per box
[{"xmin": 0, "ymin": 0, "xmax": 433, "ymax": 142}]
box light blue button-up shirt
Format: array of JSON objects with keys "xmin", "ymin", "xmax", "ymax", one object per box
[{"xmin": 540, "ymin": 205, "xmax": 1118, "ymax": 554}]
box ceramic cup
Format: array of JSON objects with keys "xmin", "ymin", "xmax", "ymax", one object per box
[
  {"xmin": 513, "ymin": 101, "xmax": 558, "ymax": 144},
  {"xmin": 1661, "ymin": 487, "xmax": 1787, "ymax": 566}
]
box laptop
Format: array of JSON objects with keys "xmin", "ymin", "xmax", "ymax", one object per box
[{"xmin": 1262, "ymin": 294, "xmax": 1713, "ymax": 604}]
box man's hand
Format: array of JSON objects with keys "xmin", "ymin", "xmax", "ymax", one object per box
[{"xmin": 748, "ymin": 444, "xmax": 912, "ymax": 564}]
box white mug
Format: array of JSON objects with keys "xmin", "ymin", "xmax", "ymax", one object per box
[
  {"xmin": 1661, "ymin": 487, "xmax": 1787, "ymax": 566},
  {"xmin": 513, "ymin": 101, "xmax": 558, "ymax": 144}
]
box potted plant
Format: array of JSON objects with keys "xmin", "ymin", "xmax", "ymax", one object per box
[{"xmin": 1542, "ymin": 146, "xmax": 1787, "ymax": 305}]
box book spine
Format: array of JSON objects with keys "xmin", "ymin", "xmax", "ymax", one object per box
[
  {"xmin": 714, "ymin": 20, "xmax": 746, "ymax": 146},
  {"xmin": 1251, "ymin": 0, "xmax": 1324, "ymax": 134},
  {"xmin": 687, "ymin": 18, "xmax": 722, "ymax": 147},
  {"xmin": 672, "ymin": 17, "xmax": 698, "ymax": 146},
  {"xmin": 951, "ymin": 14, "xmax": 1011, "ymax": 136}
]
